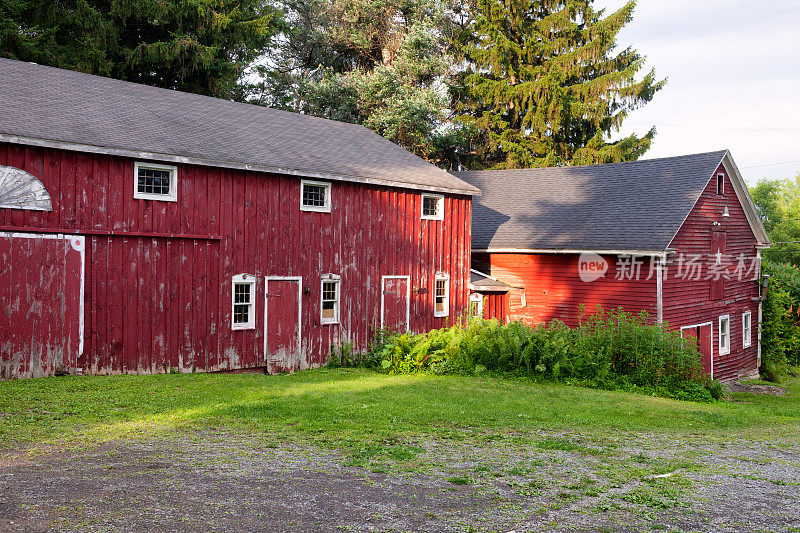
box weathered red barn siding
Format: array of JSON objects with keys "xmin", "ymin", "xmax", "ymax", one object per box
[
  {"xmin": 476, "ymin": 252, "xmax": 658, "ymax": 327},
  {"xmin": 0, "ymin": 142, "xmax": 471, "ymax": 376},
  {"xmin": 662, "ymin": 164, "xmax": 760, "ymax": 381},
  {"xmin": 0, "ymin": 233, "xmax": 84, "ymax": 379},
  {"xmin": 481, "ymin": 292, "xmax": 508, "ymax": 323}
]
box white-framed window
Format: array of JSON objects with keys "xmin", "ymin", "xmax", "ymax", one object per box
[
  {"xmin": 134, "ymin": 161, "xmax": 178, "ymax": 202},
  {"xmin": 300, "ymin": 179, "xmax": 331, "ymax": 212},
  {"xmin": 231, "ymin": 274, "xmax": 256, "ymax": 330},
  {"xmin": 421, "ymin": 193, "xmax": 444, "ymax": 220},
  {"xmin": 320, "ymin": 274, "xmax": 340, "ymax": 324},
  {"xmin": 718, "ymin": 315, "xmax": 730, "ymax": 355},
  {"xmin": 742, "ymin": 311, "xmax": 752, "ymax": 348},
  {"xmin": 716, "ymin": 173, "xmax": 725, "ymax": 196},
  {"xmin": 434, "ymin": 273, "xmax": 450, "ymax": 317},
  {"xmin": 468, "ymin": 292, "xmax": 484, "ymax": 319}
]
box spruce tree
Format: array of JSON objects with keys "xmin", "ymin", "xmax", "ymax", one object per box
[
  {"xmin": 0, "ymin": 0, "xmax": 280, "ymax": 99},
  {"xmin": 454, "ymin": 0, "xmax": 665, "ymax": 169}
]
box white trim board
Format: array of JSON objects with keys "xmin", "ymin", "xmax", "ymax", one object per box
[
  {"xmin": 474, "ymin": 248, "xmax": 666, "ymax": 255},
  {"xmin": 0, "ymin": 133, "xmax": 479, "ymax": 197},
  {"xmin": 757, "ymin": 250, "xmax": 763, "ymax": 369},
  {"xmin": 263, "ymin": 276, "xmax": 303, "ymax": 369},
  {"xmin": 380, "ymin": 275, "xmax": 411, "ymax": 332}
]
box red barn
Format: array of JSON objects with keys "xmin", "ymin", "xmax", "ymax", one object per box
[
  {"xmin": 0, "ymin": 59, "xmax": 478, "ymax": 379},
  {"xmin": 457, "ymin": 152, "xmax": 770, "ymax": 381}
]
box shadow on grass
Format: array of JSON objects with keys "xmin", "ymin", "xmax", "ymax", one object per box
[{"xmin": 2, "ymin": 369, "xmax": 799, "ymax": 452}]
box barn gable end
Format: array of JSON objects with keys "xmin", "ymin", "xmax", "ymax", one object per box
[{"xmin": 663, "ymin": 161, "xmax": 764, "ymax": 381}]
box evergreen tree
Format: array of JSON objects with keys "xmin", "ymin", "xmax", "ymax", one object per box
[
  {"xmin": 0, "ymin": 0, "xmax": 280, "ymax": 99},
  {"xmin": 454, "ymin": 0, "xmax": 664, "ymax": 169}
]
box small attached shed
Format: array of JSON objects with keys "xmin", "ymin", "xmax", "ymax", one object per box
[
  {"xmin": 0, "ymin": 58, "xmax": 479, "ymax": 379},
  {"xmin": 456, "ymin": 151, "xmax": 770, "ymax": 381},
  {"xmin": 468, "ymin": 269, "xmax": 510, "ymax": 322}
]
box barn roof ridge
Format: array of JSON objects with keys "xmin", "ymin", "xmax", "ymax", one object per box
[
  {"xmin": 0, "ymin": 58, "xmax": 479, "ymax": 196},
  {"xmin": 455, "ymin": 151, "xmax": 769, "ymax": 252},
  {"xmin": 455, "ymin": 150, "xmax": 731, "ymax": 174}
]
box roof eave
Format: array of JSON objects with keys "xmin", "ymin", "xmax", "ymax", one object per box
[
  {"xmin": 474, "ymin": 247, "xmax": 668, "ymax": 256},
  {"xmin": 0, "ymin": 133, "xmax": 481, "ymax": 197},
  {"xmin": 720, "ymin": 151, "xmax": 771, "ymax": 247}
]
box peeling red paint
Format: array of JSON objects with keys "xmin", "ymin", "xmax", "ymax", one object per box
[{"xmin": 0, "ymin": 143, "xmax": 472, "ymax": 378}]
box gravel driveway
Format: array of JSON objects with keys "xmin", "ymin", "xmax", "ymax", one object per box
[{"xmin": 1, "ymin": 428, "xmax": 798, "ymax": 532}]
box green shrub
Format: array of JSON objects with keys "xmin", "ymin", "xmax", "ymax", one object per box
[
  {"xmin": 373, "ymin": 307, "xmax": 720, "ymax": 402},
  {"xmin": 761, "ymin": 260, "xmax": 800, "ymax": 380}
]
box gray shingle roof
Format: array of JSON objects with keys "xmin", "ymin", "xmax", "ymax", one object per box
[
  {"xmin": 0, "ymin": 58, "xmax": 478, "ymax": 195},
  {"xmin": 470, "ymin": 270, "xmax": 510, "ymax": 292},
  {"xmin": 455, "ymin": 151, "xmax": 729, "ymax": 252}
]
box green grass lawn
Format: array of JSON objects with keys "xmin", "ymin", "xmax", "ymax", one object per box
[{"xmin": 2, "ymin": 369, "xmax": 799, "ymax": 454}]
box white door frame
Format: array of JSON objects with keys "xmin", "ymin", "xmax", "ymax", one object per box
[
  {"xmin": 0, "ymin": 231, "xmax": 86, "ymax": 362},
  {"xmin": 381, "ymin": 275, "xmax": 411, "ymax": 332},
  {"xmin": 264, "ymin": 276, "xmax": 302, "ymax": 365},
  {"xmin": 680, "ymin": 321, "xmax": 714, "ymax": 379}
]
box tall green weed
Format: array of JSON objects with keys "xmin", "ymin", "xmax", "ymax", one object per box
[{"xmin": 368, "ymin": 308, "xmax": 721, "ymax": 402}]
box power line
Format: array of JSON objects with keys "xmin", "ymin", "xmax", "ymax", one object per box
[{"xmin": 742, "ymin": 160, "xmax": 800, "ymax": 169}]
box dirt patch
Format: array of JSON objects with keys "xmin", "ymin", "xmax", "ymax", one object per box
[
  {"xmin": 728, "ymin": 381, "xmax": 787, "ymax": 396},
  {"xmin": 0, "ymin": 431, "xmax": 799, "ymax": 532}
]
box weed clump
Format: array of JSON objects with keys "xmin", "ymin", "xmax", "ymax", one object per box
[{"xmin": 360, "ymin": 307, "xmax": 722, "ymax": 402}]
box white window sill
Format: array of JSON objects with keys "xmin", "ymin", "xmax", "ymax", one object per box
[
  {"xmin": 301, "ymin": 205, "xmax": 331, "ymax": 213},
  {"xmin": 134, "ymin": 192, "xmax": 177, "ymax": 202},
  {"xmin": 232, "ymin": 324, "xmax": 255, "ymax": 331}
]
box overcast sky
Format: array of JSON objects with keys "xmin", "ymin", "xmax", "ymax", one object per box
[{"xmin": 599, "ymin": 0, "xmax": 800, "ymax": 184}]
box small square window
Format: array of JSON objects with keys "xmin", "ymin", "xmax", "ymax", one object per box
[
  {"xmin": 301, "ymin": 180, "xmax": 331, "ymax": 212},
  {"xmin": 716, "ymin": 173, "xmax": 725, "ymax": 196},
  {"xmin": 232, "ymin": 274, "xmax": 255, "ymax": 330},
  {"xmin": 719, "ymin": 315, "xmax": 730, "ymax": 355},
  {"xmin": 134, "ymin": 162, "xmax": 177, "ymax": 201},
  {"xmin": 421, "ymin": 194, "xmax": 444, "ymax": 220},
  {"xmin": 320, "ymin": 276, "xmax": 340, "ymax": 324},
  {"xmin": 468, "ymin": 293, "xmax": 484, "ymax": 319},
  {"xmin": 434, "ymin": 273, "xmax": 449, "ymax": 317},
  {"xmin": 742, "ymin": 311, "xmax": 752, "ymax": 348}
]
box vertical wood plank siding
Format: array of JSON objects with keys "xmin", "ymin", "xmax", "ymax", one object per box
[
  {"xmin": 663, "ymin": 164, "xmax": 760, "ymax": 381},
  {"xmin": 475, "ymin": 163, "xmax": 761, "ymax": 381},
  {"xmin": 481, "ymin": 293, "xmax": 508, "ymax": 323},
  {"xmin": 478, "ymin": 252, "xmax": 657, "ymax": 327},
  {"xmin": 0, "ymin": 143, "xmax": 472, "ymax": 375}
]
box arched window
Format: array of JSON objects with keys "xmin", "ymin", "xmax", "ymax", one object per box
[{"xmin": 0, "ymin": 165, "xmax": 52, "ymax": 211}]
